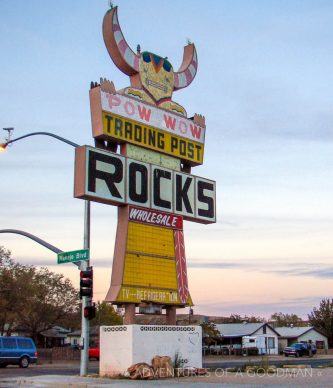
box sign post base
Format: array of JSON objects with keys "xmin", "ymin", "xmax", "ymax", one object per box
[{"xmin": 99, "ymin": 325, "xmax": 202, "ymax": 377}]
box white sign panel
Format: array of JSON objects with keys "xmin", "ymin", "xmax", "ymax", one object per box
[
  {"xmin": 126, "ymin": 158, "xmax": 150, "ymax": 207},
  {"xmin": 195, "ymin": 177, "xmax": 216, "ymax": 222},
  {"xmin": 75, "ymin": 146, "xmax": 216, "ymax": 224},
  {"xmin": 101, "ymin": 91, "xmax": 206, "ymax": 144},
  {"xmin": 173, "ymin": 172, "xmax": 195, "ymax": 218},
  {"xmin": 151, "ymin": 165, "xmax": 173, "ymax": 212},
  {"xmin": 86, "ymin": 149, "xmax": 126, "ymax": 204}
]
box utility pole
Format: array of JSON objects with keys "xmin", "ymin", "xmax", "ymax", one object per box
[{"xmin": 80, "ymin": 200, "xmax": 91, "ymax": 376}]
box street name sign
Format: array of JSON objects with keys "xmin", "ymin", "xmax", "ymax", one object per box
[{"xmin": 57, "ymin": 249, "xmax": 89, "ymax": 264}]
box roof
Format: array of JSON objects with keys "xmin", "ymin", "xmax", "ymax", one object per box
[
  {"xmin": 215, "ymin": 323, "xmax": 274, "ymax": 337},
  {"xmin": 40, "ymin": 328, "xmax": 67, "ymax": 338},
  {"xmin": 39, "ymin": 325, "xmax": 72, "ymax": 338},
  {"xmin": 67, "ymin": 326, "xmax": 100, "ymax": 337},
  {"xmin": 274, "ymin": 326, "xmax": 321, "ymax": 338}
]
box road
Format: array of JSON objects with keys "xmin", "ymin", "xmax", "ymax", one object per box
[
  {"xmin": 0, "ymin": 360, "xmax": 99, "ymax": 378},
  {"xmin": 1, "ymin": 357, "xmax": 332, "ymax": 379},
  {"xmin": 203, "ymin": 356, "xmax": 333, "ymax": 370}
]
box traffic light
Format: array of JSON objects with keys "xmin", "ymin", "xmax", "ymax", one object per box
[
  {"xmin": 84, "ymin": 303, "xmax": 96, "ymax": 320},
  {"xmin": 80, "ymin": 267, "xmax": 93, "ymax": 298}
]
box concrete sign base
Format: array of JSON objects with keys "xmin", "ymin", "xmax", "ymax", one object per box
[{"xmin": 99, "ymin": 325, "xmax": 202, "ymax": 376}]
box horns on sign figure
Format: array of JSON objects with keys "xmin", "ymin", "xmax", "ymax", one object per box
[{"xmin": 102, "ymin": 6, "xmax": 198, "ymax": 90}]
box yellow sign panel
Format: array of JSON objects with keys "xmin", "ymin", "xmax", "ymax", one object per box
[
  {"xmin": 123, "ymin": 254, "xmax": 177, "ymax": 289},
  {"xmin": 118, "ymin": 220, "xmax": 185, "ymax": 305},
  {"xmin": 102, "ymin": 112, "xmax": 204, "ymax": 165},
  {"xmin": 127, "ymin": 223, "xmax": 175, "ymax": 257}
]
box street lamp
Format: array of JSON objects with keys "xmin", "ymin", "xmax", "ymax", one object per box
[
  {"xmin": 1, "ymin": 129, "xmax": 91, "ymax": 376},
  {"xmin": 0, "ymin": 127, "xmax": 12, "ymax": 151},
  {"xmin": 0, "ymin": 130, "xmax": 79, "ymax": 148},
  {"xmin": 0, "ymin": 229, "xmax": 63, "ymax": 254}
]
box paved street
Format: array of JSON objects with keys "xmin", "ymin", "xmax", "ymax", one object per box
[
  {"xmin": 1, "ymin": 356, "xmax": 333, "ymax": 387},
  {"xmin": 0, "ymin": 360, "xmax": 98, "ymax": 378},
  {"xmin": 203, "ymin": 354, "xmax": 333, "ymax": 370}
]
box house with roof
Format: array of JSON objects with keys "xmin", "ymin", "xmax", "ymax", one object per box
[
  {"xmin": 39, "ymin": 326, "xmax": 71, "ymax": 348},
  {"xmin": 274, "ymin": 326, "xmax": 328, "ymax": 353},
  {"xmin": 2, "ymin": 324, "xmax": 71, "ymax": 348},
  {"xmin": 66, "ymin": 326, "xmax": 100, "ymax": 348},
  {"xmin": 215, "ymin": 322, "xmax": 280, "ymax": 355}
]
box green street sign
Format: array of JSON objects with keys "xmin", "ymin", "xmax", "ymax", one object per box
[{"xmin": 57, "ymin": 249, "xmax": 89, "ymax": 264}]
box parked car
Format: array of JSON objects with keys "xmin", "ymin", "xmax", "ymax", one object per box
[
  {"xmin": 283, "ymin": 342, "xmax": 316, "ymax": 357},
  {"xmin": 89, "ymin": 342, "xmax": 100, "ymax": 360},
  {"xmin": 0, "ymin": 336, "xmax": 38, "ymax": 368}
]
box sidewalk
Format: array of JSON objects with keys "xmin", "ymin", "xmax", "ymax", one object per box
[
  {"xmin": 203, "ymin": 353, "xmax": 333, "ymax": 362},
  {"xmin": 2, "ymin": 367, "xmax": 333, "ymax": 387}
]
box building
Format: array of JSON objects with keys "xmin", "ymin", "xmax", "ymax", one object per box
[
  {"xmin": 215, "ymin": 322, "xmax": 280, "ymax": 355},
  {"xmin": 275, "ymin": 326, "xmax": 328, "ymax": 352},
  {"xmin": 1, "ymin": 324, "xmax": 70, "ymax": 348},
  {"xmin": 39, "ymin": 326, "xmax": 71, "ymax": 348},
  {"xmin": 66, "ymin": 326, "xmax": 99, "ymax": 348},
  {"xmin": 134, "ymin": 314, "xmax": 209, "ymax": 326}
]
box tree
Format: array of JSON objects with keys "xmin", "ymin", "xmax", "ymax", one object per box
[
  {"xmin": 0, "ymin": 246, "xmax": 17, "ymax": 335},
  {"xmin": 91, "ymin": 301, "xmax": 122, "ymax": 326},
  {"xmin": 223, "ymin": 314, "xmax": 264, "ymax": 323},
  {"xmin": 270, "ymin": 312, "xmax": 305, "ymax": 327},
  {"xmin": 0, "ymin": 246, "xmax": 80, "ymax": 340},
  {"xmin": 18, "ymin": 267, "xmax": 81, "ymax": 340},
  {"xmin": 200, "ymin": 322, "xmax": 222, "ymax": 346},
  {"xmin": 308, "ymin": 299, "xmax": 333, "ymax": 347}
]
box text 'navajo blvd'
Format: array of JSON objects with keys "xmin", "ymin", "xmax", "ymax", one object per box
[{"xmin": 57, "ymin": 249, "xmax": 89, "ymax": 264}]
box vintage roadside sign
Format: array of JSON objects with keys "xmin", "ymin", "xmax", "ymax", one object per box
[
  {"xmin": 73, "ymin": 6, "xmax": 216, "ymax": 313},
  {"xmin": 57, "ymin": 249, "xmax": 89, "ymax": 264}
]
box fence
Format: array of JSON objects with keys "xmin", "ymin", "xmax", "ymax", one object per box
[{"xmin": 37, "ymin": 347, "xmax": 81, "ymax": 361}]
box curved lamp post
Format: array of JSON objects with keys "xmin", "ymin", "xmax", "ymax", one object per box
[
  {"xmin": 1, "ymin": 130, "xmax": 91, "ymax": 376},
  {"xmin": 0, "ymin": 229, "xmax": 63, "ymax": 254},
  {"xmin": 0, "ymin": 131, "xmax": 79, "ymax": 149}
]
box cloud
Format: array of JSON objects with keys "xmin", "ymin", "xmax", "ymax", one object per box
[
  {"xmin": 12, "ymin": 253, "xmax": 333, "ymax": 280},
  {"xmin": 9, "ymin": 256, "xmax": 113, "ymax": 268},
  {"xmin": 196, "ymin": 295, "xmax": 325, "ymax": 319},
  {"xmin": 188, "ymin": 259, "xmax": 333, "ymax": 279}
]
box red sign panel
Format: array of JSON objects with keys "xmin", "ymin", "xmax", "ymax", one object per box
[
  {"xmin": 174, "ymin": 230, "xmax": 189, "ymax": 304},
  {"xmin": 128, "ymin": 206, "xmax": 183, "ymax": 229}
]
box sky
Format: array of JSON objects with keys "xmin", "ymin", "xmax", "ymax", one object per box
[{"xmin": 1, "ymin": 0, "xmax": 333, "ymax": 320}]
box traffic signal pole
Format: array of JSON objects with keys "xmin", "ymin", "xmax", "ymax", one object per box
[
  {"xmin": 80, "ymin": 263, "xmax": 89, "ymax": 376},
  {"xmin": 0, "ymin": 131, "xmax": 91, "ymax": 376},
  {"xmin": 80, "ymin": 200, "xmax": 90, "ymax": 376}
]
